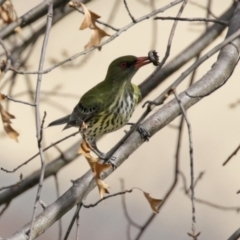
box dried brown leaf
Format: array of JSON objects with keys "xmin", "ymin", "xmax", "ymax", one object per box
[
  {"xmin": 0, "ymin": 107, "xmax": 15, "ymax": 123},
  {"xmin": 78, "ymin": 3, "xmax": 100, "ymax": 30},
  {"xmin": 70, "ymin": 1, "xmax": 110, "ymax": 50},
  {"xmin": 79, "ymin": 141, "xmax": 111, "ymax": 198},
  {"xmin": 143, "ymin": 192, "xmax": 162, "ymax": 214},
  {"xmin": 0, "ymin": 1, "xmax": 17, "ymax": 24},
  {"xmin": 84, "ymin": 27, "xmax": 110, "ymax": 50},
  {"xmin": 0, "ymin": 93, "xmax": 5, "ymax": 101},
  {"xmin": 3, "ymin": 123, "xmax": 19, "ymax": 142},
  {"xmin": 97, "ymin": 179, "xmax": 109, "ymax": 199},
  {"xmin": 79, "ymin": 141, "xmax": 98, "ymax": 171},
  {"xmin": 95, "ymin": 162, "xmax": 111, "ymax": 179},
  {"xmin": 0, "ymin": 96, "xmax": 19, "ymax": 141}
]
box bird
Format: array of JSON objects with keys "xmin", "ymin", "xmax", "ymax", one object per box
[{"xmin": 48, "ymin": 55, "xmax": 153, "ymax": 162}]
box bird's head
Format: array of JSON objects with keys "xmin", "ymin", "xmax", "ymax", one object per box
[{"xmin": 105, "ymin": 55, "xmax": 151, "ymax": 83}]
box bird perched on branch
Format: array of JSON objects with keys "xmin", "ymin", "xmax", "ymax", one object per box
[{"xmin": 48, "ymin": 52, "xmax": 159, "ymax": 163}]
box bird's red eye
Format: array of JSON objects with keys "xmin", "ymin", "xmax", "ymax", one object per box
[{"xmin": 120, "ymin": 62, "xmax": 127, "ymax": 68}]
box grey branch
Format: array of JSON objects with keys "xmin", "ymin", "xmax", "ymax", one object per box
[
  {"xmin": 154, "ymin": 16, "xmax": 228, "ymax": 25},
  {"xmin": 29, "ymin": 4, "xmax": 53, "ymax": 239},
  {"xmin": 0, "ymin": 1, "xmax": 234, "ymax": 208},
  {"xmin": 8, "ymin": 3, "xmax": 240, "ymax": 237}
]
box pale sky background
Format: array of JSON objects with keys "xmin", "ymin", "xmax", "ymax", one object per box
[{"xmin": 1, "ymin": 0, "xmax": 240, "ymax": 239}]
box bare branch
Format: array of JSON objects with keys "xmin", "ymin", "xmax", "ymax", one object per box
[
  {"xmin": 54, "ymin": 174, "xmax": 62, "ymax": 240},
  {"xmin": 3, "ymin": 94, "xmax": 36, "ymax": 106},
  {"xmin": 223, "ymin": 143, "xmax": 240, "ymax": 166},
  {"xmin": 0, "ymin": 2, "xmax": 235, "ymax": 210},
  {"xmin": 123, "ymin": 0, "xmax": 136, "ymax": 22},
  {"xmin": 0, "ymin": 174, "xmax": 23, "ymax": 191},
  {"xmin": 1, "ymin": 131, "xmax": 79, "ymax": 173},
  {"xmin": 140, "ymin": 2, "xmax": 235, "ymax": 99},
  {"xmin": 121, "ymin": 179, "xmax": 141, "ymax": 229},
  {"xmin": 173, "ymin": 90, "xmax": 196, "ymax": 235},
  {"xmin": 0, "ymin": 0, "xmax": 73, "ymax": 39},
  {"xmin": 29, "ymin": 3, "xmax": 53, "ymax": 238},
  {"xmin": 10, "ymin": 0, "xmax": 183, "ymax": 75},
  {"xmin": 154, "ymin": 16, "xmax": 228, "ymax": 25},
  {"xmin": 180, "ymin": 171, "xmax": 240, "ymax": 212}
]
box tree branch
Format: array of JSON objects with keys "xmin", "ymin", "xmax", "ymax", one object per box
[
  {"xmin": 8, "ymin": 5, "xmax": 240, "ymax": 236},
  {"xmin": 0, "ymin": 1, "xmax": 235, "ymax": 209}
]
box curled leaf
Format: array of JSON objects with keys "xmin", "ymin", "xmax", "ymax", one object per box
[
  {"xmin": 84, "ymin": 27, "xmax": 110, "ymax": 50},
  {"xmin": 79, "ymin": 141, "xmax": 111, "ymax": 198},
  {"xmin": 0, "ymin": 1, "xmax": 17, "ymax": 24},
  {"xmin": 143, "ymin": 192, "xmax": 162, "ymax": 214},
  {"xmin": 3, "ymin": 122, "xmax": 19, "ymax": 141},
  {"xmin": 0, "ymin": 95, "xmax": 19, "ymax": 142},
  {"xmin": 70, "ymin": 1, "xmax": 110, "ymax": 50},
  {"xmin": 79, "ymin": 3, "xmax": 100, "ymax": 30},
  {"xmin": 97, "ymin": 179, "xmax": 109, "ymax": 199},
  {"xmin": 95, "ymin": 161, "xmax": 111, "ymax": 179}
]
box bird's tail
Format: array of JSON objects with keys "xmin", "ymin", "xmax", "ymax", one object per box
[{"xmin": 48, "ymin": 115, "xmax": 70, "ymax": 128}]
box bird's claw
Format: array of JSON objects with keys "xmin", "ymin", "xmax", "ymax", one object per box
[
  {"xmin": 137, "ymin": 126, "xmax": 150, "ymax": 141},
  {"xmin": 126, "ymin": 123, "xmax": 151, "ymax": 141},
  {"xmin": 104, "ymin": 156, "xmax": 117, "ymax": 170},
  {"xmin": 142, "ymin": 100, "xmax": 158, "ymax": 108}
]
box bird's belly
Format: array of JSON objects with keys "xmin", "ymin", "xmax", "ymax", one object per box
[{"xmin": 85, "ymin": 94, "xmax": 136, "ymax": 141}]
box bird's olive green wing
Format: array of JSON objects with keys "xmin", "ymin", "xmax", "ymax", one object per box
[{"xmin": 66, "ymin": 91, "xmax": 104, "ymax": 128}]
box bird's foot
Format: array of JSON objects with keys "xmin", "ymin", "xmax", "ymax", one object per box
[
  {"xmin": 127, "ymin": 123, "xmax": 151, "ymax": 141},
  {"xmin": 99, "ymin": 153, "xmax": 117, "ymax": 170},
  {"xmin": 137, "ymin": 125, "xmax": 150, "ymax": 141},
  {"xmin": 104, "ymin": 156, "xmax": 117, "ymax": 170},
  {"xmin": 142, "ymin": 100, "xmax": 159, "ymax": 108}
]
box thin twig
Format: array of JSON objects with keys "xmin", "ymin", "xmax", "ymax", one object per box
[
  {"xmin": 206, "ymin": 0, "xmax": 212, "ymax": 29},
  {"xmin": 9, "ymin": 0, "xmax": 183, "ymax": 75},
  {"xmin": 54, "ymin": 174, "xmax": 62, "ymax": 240},
  {"xmin": 222, "ymin": 143, "xmax": 240, "ymax": 166},
  {"xmin": 154, "ymin": 16, "xmax": 228, "ymax": 25},
  {"xmin": 82, "ymin": 189, "xmax": 133, "ymax": 208},
  {"xmin": 143, "ymin": 26, "xmax": 240, "ymax": 109},
  {"xmin": 157, "ymin": 0, "xmax": 188, "ymax": 71},
  {"xmin": 3, "ymin": 94, "xmax": 36, "ymax": 106},
  {"xmin": 173, "ymin": 90, "xmax": 196, "ymax": 235},
  {"xmin": 121, "ymin": 179, "xmax": 141, "ymax": 229},
  {"xmin": 123, "ymin": 0, "xmax": 136, "ymax": 22},
  {"xmin": 102, "ymin": 0, "xmax": 187, "ymax": 162},
  {"xmin": 134, "ymin": 4, "xmax": 190, "ymax": 236},
  {"xmin": 28, "ymin": 3, "xmax": 53, "ymax": 239},
  {"xmin": 1, "ymin": 131, "xmax": 79, "ymax": 173},
  {"xmin": 64, "ymin": 203, "xmax": 82, "ymax": 240},
  {"xmin": 76, "ymin": 208, "xmax": 81, "ymax": 240},
  {"xmin": 180, "ymin": 171, "xmax": 240, "ymax": 212},
  {"xmin": 0, "ymin": 175, "xmax": 23, "ymax": 191},
  {"xmin": 0, "ymin": 201, "xmax": 10, "ymax": 217},
  {"xmin": 175, "ymin": 54, "xmax": 199, "ymax": 196}
]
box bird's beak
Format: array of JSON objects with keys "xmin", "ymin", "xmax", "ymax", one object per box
[{"xmin": 135, "ymin": 56, "xmax": 151, "ymax": 69}]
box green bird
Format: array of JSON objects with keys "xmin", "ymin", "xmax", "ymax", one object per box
[{"xmin": 48, "ymin": 55, "xmax": 152, "ymax": 162}]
